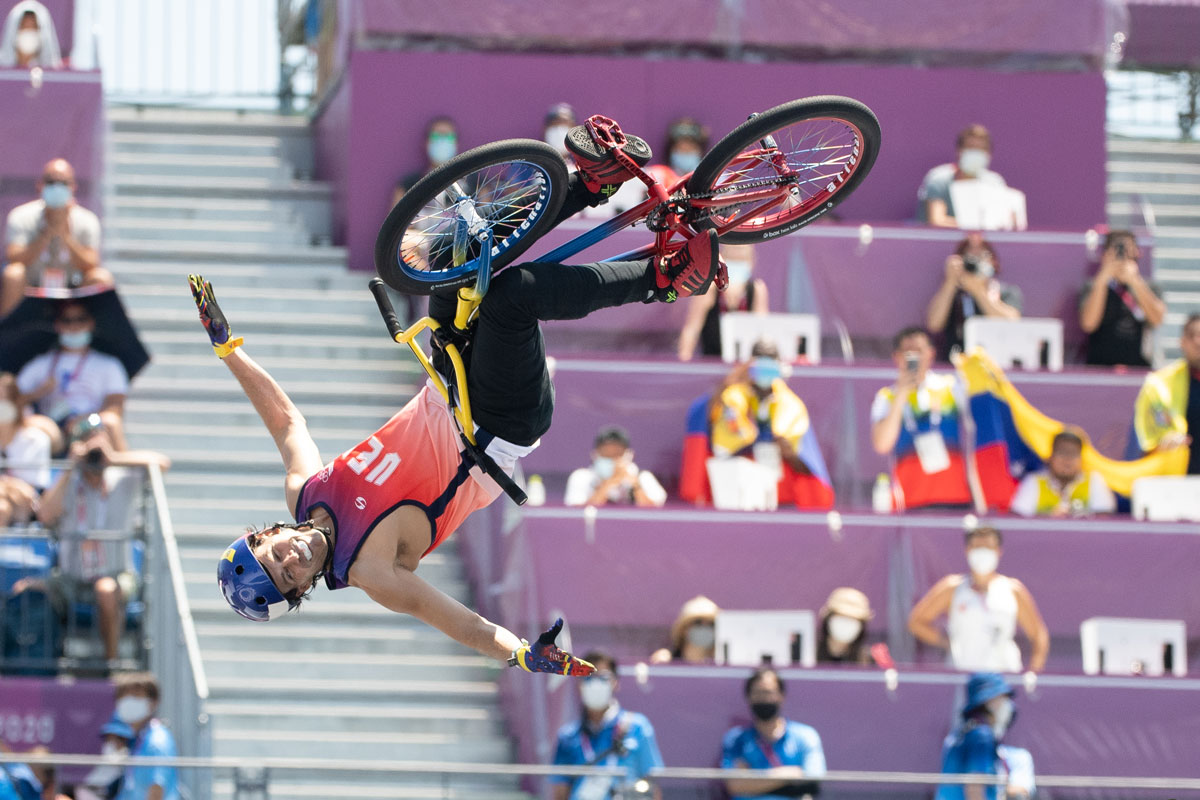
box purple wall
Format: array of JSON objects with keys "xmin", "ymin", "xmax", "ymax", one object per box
[
  {"xmin": 1123, "ymin": 0, "xmax": 1200, "ymax": 69},
  {"xmin": 0, "ymin": 676, "xmax": 112, "ymax": 781},
  {"xmin": 524, "ymin": 360, "xmax": 1146, "ymax": 504},
  {"xmin": 312, "ymin": 50, "xmax": 1107, "ymax": 274},
  {"xmin": 0, "ymin": 69, "xmax": 104, "ymax": 225},
  {"xmin": 350, "ymin": 0, "xmax": 1114, "ymax": 67}
]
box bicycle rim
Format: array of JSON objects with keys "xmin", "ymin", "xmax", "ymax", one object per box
[
  {"xmin": 688, "ymin": 97, "xmax": 880, "ymax": 243},
  {"xmin": 375, "ymin": 140, "xmax": 567, "ymax": 295}
]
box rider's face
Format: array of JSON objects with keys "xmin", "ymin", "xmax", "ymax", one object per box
[{"xmin": 252, "ymin": 524, "xmax": 328, "ymax": 597}]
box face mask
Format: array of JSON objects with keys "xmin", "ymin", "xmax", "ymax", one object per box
[
  {"xmin": 0, "ymin": 401, "xmax": 17, "ymax": 425},
  {"xmin": 60, "ymin": 329, "xmax": 92, "ymax": 349},
  {"xmin": 580, "ymin": 677, "xmax": 614, "ymax": 711},
  {"xmin": 686, "ymin": 623, "xmax": 715, "ymax": 649},
  {"xmin": 426, "ymin": 134, "xmax": 457, "ymax": 165},
  {"xmin": 967, "ymin": 547, "xmax": 999, "ymax": 576},
  {"xmin": 986, "ymin": 696, "xmax": 1014, "ymax": 738},
  {"xmin": 748, "ymin": 357, "xmax": 781, "ymax": 390},
  {"xmin": 100, "ymin": 741, "xmax": 128, "ymax": 759},
  {"xmin": 42, "ymin": 183, "xmax": 71, "ymax": 209},
  {"xmin": 544, "ymin": 124, "xmax": 570, "ymax": 153},
  {"xmin": 827, "ymin": 614, "xmax": 863, "ymax": 644},
  {"xmin": 114, "ymin": 695, "xmax": 152, "ymax": 725},
  {"xmin": 724, "ymin": 259, "xmax": 752, "ymax": 286},
  {"xmin": 592, "ymin": 456, "xmax": 615, "ymax": 480},
  {"xmin": 958, "ymin": 148, "xmax": 990, "ymax": 177},
  {"xmin": 670, "ymin": 150, "xmax": 702, "ymax": 175},
  {"xmin": 750, "ymin": 701, "xmax": 780, "ymax": 722},
  {"xmin": 16, "ymin": 29, "xmax": 40, "ymax": 56}
]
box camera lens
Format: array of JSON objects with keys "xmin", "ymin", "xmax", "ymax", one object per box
[{"xmin": 84, "ymin": 448, "xmax": 104, "ymax": 465}]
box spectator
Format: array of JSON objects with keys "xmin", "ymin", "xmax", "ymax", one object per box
[
  {"xmin": 649, "ymin": 594, "xmax": 719, "ymax": 664},
  {"xmin": 26, "ymin": 747, "xmax": 70, "ymax": 800},
  {"xmin": 1009, "ymin": 429, "xmax": 1115, "ymax": 517},
  {"xmin": 1131, "ymin": 312, "xmax": 1200, "ymax": 473},
  {"xmin": 710, "ymin": 339, "xmax": 835, "ymax": 510},
  {"xmin": 394, "ymin": 116, "xmax": 459, "ymax": 204},
  {"xmin": 2, "ymin": 158, "xmax": 107, "ymax": 317},
  {"xmin": 542, "ymin": 102, "xmax": 577, "ymax": 160},
  {"xmin": 816, "ymin": 587, "xmax": 874, "ymax": 665},
  {"xmin": 0, "ymin": 2, "xmax": 62, "ymax": 70},
  {"xmin": 34, "ymin": 414, "xmax": 165, "ymax": 664},
  {"xmin": 551, "ymin": 650, "xmax": 664, "ymax": 800},
  {"xmin": 936, "ymin": 673, "xmax": 1025, "ymax": 800},
  {"xmin": 111, "ymin": 672, "xmax": 180, "ymax": 800},
  {"xmin": 0, "ymin": 373, "xmax": 52, "ymax": 526},
  {"xmin": 564, "ymin": 425, "xmax": 667, "ymax": 508},
  {"xmin": 76, "ymin": 718, "xmax": 135, "ymax": 800},
  {"xmin": 1078, "ymin": 231, "xmax": 1165, "ymax": 367},
  {"xmin": 871, "ymin": 326, "xmax": 980, "ymax": 510},
  {"xmin": 925, "ymin": 234, "xmax": 1022, "ymax": 361},
  {"xmin": 721, "ymin": 667, "xmax": 825, "ymax": 800},
  {"xmin": 0, "ymin": 750, "xmax": 39, "ymax": 800},
  {"xmin": 678, "ymin": 244, "xmax": 769, "ymax": 361},
  {"xmin": 918, "ymin": 124, "xmax": 1008, "ymax": 228},
  {"xmin": 662, "ymin": 117, "xmax": 709, "ymax": 181},
  {"xmin": 15, "ymin": 302, "xmax": 129, "ymax": 449},
  {"xmin": 907, "ymin": 526, "xmax": 1049, "ymax": 673}
]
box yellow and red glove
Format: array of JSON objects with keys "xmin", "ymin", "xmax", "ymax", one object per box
[
  {"xmin": 188, "ymin": 274, "xmax": 243, "ymax": 359},
  {"xmin": 509, "ymin": 618, "xmax": 595, "ymax": 676}
]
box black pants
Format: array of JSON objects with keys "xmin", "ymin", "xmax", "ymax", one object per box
[{"xmin": 428, "ymin": 177, "xmax": 656, "ymax": 445}]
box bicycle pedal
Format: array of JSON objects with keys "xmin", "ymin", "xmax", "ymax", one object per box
[{"xmin": 583, "ymin": 114, "xmax": 627, "ymax": 150}]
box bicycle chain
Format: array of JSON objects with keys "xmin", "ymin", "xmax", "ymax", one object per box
[{"xmin": 645, "ymin": 174, "xmax": 797, "ymax": 231}]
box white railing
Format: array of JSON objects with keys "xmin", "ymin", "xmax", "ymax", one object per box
[{"xmin": 144, "ymin": 463, "xmax": 211, "ymax": 800}]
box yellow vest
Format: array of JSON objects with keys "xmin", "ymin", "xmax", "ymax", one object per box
[
  {"xmin": 1134, "ymin": 359, "xmax": 1191, "ymax": 452},
  {"xmin": 711, "ymin": 379, "xmax": 810, "ymax": 456},
  {"xmin": 1031, "ymin": 473, "xmax": 1091, "ymax": 514}
]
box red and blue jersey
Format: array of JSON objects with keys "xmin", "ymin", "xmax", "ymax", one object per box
[{"xmin": 294, "ymin": 385, "xmax": 501, "ymax": 590}]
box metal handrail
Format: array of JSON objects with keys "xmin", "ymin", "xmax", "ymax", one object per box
[{"xmin": 2, "ymin": 753, "xmax": 1199, "ymax": 791}]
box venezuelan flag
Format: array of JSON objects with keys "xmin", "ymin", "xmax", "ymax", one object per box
[{"xmin": 958, "ymin": 350, "xmax": 1186, "ymax": 510}]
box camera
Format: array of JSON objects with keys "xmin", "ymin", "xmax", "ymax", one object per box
[
  {"xmin": 83, "ymin": 447, "xmax": 106, "ymax": 469},
  {"xmin": 904, "ymin": 353, "xmax": 919, "ymax": 374},
  {"xmin": 1114, "ymin": 240, "xmax": 1127, "ymax": 259},
  {"xmin": 962, "ymin": 254, "xmax": 982, "ymax": 273}
]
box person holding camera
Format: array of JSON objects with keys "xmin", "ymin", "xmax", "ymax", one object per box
[
  {"xmin": 551, "ymin": 650, "xmax": 663, "ymax": 800},
  {"xmin": 925, "ymin": 235, "xmax": 1022, "ymax": 361},
  {"xmin": 1078, "ymin": 230, "xmax": 1165, "ymax": 367},
  {"xmin": 871, "ymin": 326, "xmax": 982, "ymax": 510}
]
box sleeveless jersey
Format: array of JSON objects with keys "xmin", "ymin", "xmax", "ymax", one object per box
[
  {"xmin": 294, "ymin": 385, "xmax": 501, "ymax": 590},
  {"xmin": 947, "ymin": 575, "xmax": 1021, "ymax": 672}
]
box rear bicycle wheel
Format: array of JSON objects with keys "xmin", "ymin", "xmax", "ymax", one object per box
[
  {"xmin": 687, "ymin": 96, "xmax": 880, "ymax": 243},
  {"xmin": 374, "ymin": 140, "xmax": 568, "ymax": 295}
]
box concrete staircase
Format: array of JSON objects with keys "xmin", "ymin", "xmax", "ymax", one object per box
[
  {"xmin": 1107, "ymin": 137, "xmax": 1200, "ymax": 362},
  {"xmin": 107, "ymin": 108, "xmax": 525, "ymax": 800}
]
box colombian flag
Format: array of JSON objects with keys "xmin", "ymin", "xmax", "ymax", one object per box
[{"xmin": 959, "ymin": 350, "xmax": 1186, "ymax": 510}]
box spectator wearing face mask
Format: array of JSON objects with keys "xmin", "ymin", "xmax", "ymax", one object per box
[
  {"xmin": 394, "ymin": 116, "xmax": 460, "ymax": 205},
  {"xmin": 678, "ymin": 244, "xmax": 770, "ymax": 361},
  {"xmin": 542, "ymin": 102, "xmax": 578, "ymax": 161},
  {"xmin": 710, "ymin": 339, "xmax": 835, "ymax": 510},
  {"xmin": 0, "ymin": 372, "xmax": 52, "ymax": 527},
  {"xmin": 816, "ymin": 587, "xmax": 874, "ymax": 666},
  {"xmin": 2, "ymin": 159, "xmax": 107, "ymax": 317},
  {"xmin": 925, "ymin": 234, "xmax": 1022, "ymax": 361},
  {"xmin": 111, "ymin": 672, "xmax": 180, "ymax": 800},
  {"xmin": 564, "ymin": 425, "xmax": 667, "ymax": 508},
  {"xmin": 936, "ymin": 673, "xmax": 1030, "ymax": 800},
  {"xmin": 1078, "ymin": 230, "xmax": 1165, "ymax": 368},
  {"xmin": 0, "ymin": 1, "xmax": 63, "ymax": 70},
  {"xmin": 1009, "ymin": 429, "xmax": 1115, "ymax": 517},
  {"xmin": 551, "ymin": 650, "xmax": 664, "ymax": 800},
  {"xmin": 649, "ymin": 594, "xmax": 718, "ymax": 664},
  {"xmin": 75, "ymin": 719, "xmax": 135, "ymax": 800},
  {"xmin": 908, "ymin": 526, "xmax": 1049, "ymax": 673},
  {"xmin": 918, "ymin": 124, "xmax": 1008, "ymax": 228},
  {"xmin": 15, "ymin": 302, "xmax": 129, "ymax": 449},
  {"xmin": 721, "ymin": 667, "xmax": 825, "ymax": 800},
  {"xmin": 663, "ymin": 117, "xmax": 708, "ymax": 181}
]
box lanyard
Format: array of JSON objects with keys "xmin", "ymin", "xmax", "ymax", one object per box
[
  {"xmin": 579, "ymin": 711, "xmax": 625, "ymax": 766},
  {"xmin": 1109, "ymin": 280, "xmax": 1146, "ymax": 321},
  {"xmin": 753, "ymin": 732, "xmax": 783, "ymax": 768},
  {"xmin": 49, "ymin": 349, "xmax": 92, "ymax": 392},
  {"xmin": 900, "ymin": 383, "xmax": 943, "ymax": 434}
]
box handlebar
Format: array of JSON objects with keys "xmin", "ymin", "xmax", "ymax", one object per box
[{"xmin": 368, "ymin": 278, "xmax": 404, "ymax": 341}]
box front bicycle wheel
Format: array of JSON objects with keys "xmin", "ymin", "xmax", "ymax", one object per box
[
  {"xmin": 687, "ymin": 96, "xmax": 880, "ymax": 243},
  {"xmin": 375, "ymin": 140, "xmax": 568, "ymax": 295}
]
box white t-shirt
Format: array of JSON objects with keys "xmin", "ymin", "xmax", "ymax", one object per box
[
  {"xmin": 0, "ymin": 425, "xmax": 52, "ymax": 490},
  {"xmin": 16, "ymin": 349, "xmax": 129, "ymax": 420},
  {"xmin": 947, "ymin": 574, "xmax": 1022, "ymax": 673},
  {"xmin": 5, "ymin": 199, "xmax": 102, "ymax": 285},
  {"xmin": 564, "ymin": 463, "xmax": 668, "ymax": 507},
  {"xmin": 56, "ymin": 467, "xmax": 143, "ymax": 581}
]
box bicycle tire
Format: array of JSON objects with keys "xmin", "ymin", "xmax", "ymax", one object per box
[
  {"xmin": 687, "ymin": 96, "xmax": 880, "ymax": 243},
  {"xmin": 375, "ymin": 139, "xmax": 568, "ymax": 295}
]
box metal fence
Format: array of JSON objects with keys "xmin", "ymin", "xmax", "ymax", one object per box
[
  {"xmin": 1107, "ymin": 68, "xmax": 1200, "ymax": 140},
  {"xmin": 93, "ymin": 0, "xmax": 313, "ymax": 110}
]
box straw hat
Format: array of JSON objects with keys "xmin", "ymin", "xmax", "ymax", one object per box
[
  {"xmin": 820, "ymin": 587, "xmax": 873, "ymax": 621},
  {"xmin": 669, "ymin": 595, "xmax": 720, "ymax": 647}
]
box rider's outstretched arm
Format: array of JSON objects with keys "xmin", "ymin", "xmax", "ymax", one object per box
[{"xmin": 189, "ymin": 275, "xmax": 323, "ymax": 499}]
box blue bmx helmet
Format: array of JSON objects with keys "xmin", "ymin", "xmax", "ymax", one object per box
[
  {"xmin": 963, "ymin": 672, "xmax": 1014, "ymax": 716},
  {"xmin": 217, "ymin": 534, "xmax": 288, "ymax": 622}
]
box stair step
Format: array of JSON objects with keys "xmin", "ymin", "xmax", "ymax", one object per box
[
  {"xmin": 209, "ymin": 778, "xmax": 526, "ymax": 800},
  {"xmin": 203, "ymin": 649, "xmax": 495, "ymax": 681},
  {"xmin": 206, "ymin": 675, "xmax": 498, "ymax": 699},
  {"xmin": 106, "ymin": 259, "xmax": 372, "ymax": 289},
  {"xmin": 210, "ymin": 728, "xmax": 512, "ymax": 763},
  {"xmin": 108, "ymin": 239, "xmax": 346, "ymax": 265},
  {"xmin": 112, "ymin": 174, "xmax": 332, "ymax": 199},
  {"xmin": 204, "ymin": 699, "xmax": 504, "ymax": 735},
  {"xmin": 112, "ymin": 151, "xmax": 291, "ymax": 180},
  {"xmin": 112, "ymin": 195, "xmax": 297, "ymax": 222},
  {"xmin": 110, "ymin": 217, "xmax": 308, "ymax": 245},
  {"xmin": 111, "ymin": 130, "xmax": 286, "ymax": 157}
]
